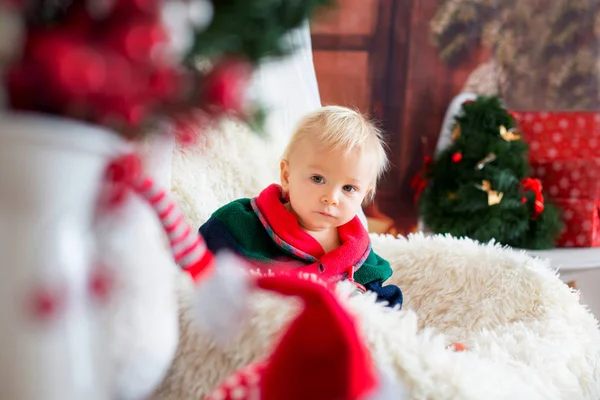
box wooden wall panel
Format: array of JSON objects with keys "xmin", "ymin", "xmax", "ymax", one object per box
[
  {"xmin": 313, "ymin": 51, "xmax": 371, "ymax": 112},
  {"xmin": 311, "ymin": 0, "xmax": 379, "ymax": 36}
]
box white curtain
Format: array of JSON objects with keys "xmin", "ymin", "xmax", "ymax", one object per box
[
  {"xmin": 248, "ymin": 21, "xmax": 322, "ymax": 148},
  {"xmin": 249, "ymin": 23, "xmax": 369, "ymax": 227}
]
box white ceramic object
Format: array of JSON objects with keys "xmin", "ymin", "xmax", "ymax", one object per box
[{"xmin": 0, "ymin": 113, "xmax": 179, "ymax": 400}]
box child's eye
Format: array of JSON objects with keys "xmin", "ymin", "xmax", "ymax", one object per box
[
  {"xmin": 311, "ymin": 175, "xmax": 324, "ymax": 184},
  {"xmin": 343, "ymin": 185, "xmax": 357, "ymax": 193}
]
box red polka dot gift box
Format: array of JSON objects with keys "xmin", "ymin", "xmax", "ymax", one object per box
[
  {"xmin": 531, "ymin": 158, "xmax": 600, "ymax": 200},
  {"xmin": 511, "ymin": 111, "xmax": 600, "ymax": 161},
  {"xmin": 552, "ymin": 198, "xmax": 600, "ymax": 247},
  {"xmin": 512, "ymin": 111, "xmax": 600, "ymax": 247}
]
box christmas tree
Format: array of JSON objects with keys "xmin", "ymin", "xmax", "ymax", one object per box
[{"xmin": 416, "ymin": 96, "xmax": 563, "ymax": 249}]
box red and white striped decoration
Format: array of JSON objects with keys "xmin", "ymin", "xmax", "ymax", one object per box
[{"xmin": 104, "ymin": 153, "xmax": 213, "ymax": 281}]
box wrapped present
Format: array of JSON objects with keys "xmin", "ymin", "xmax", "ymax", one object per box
[
  {"xmin": 531, "ymin": 158, "xmax": 600, "ymax": 199},
  {"xmin": 511, "ymin": 111, "xmax": 600, "ymax": 161},
  {"xmin": 554, "ymin": 198, "xmax": 600, "ymax": 247}
]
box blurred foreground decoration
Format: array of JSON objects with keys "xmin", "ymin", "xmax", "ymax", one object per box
[{"xmin": 0, "ymin": 0, "xmax": 333, "ymax": 140}]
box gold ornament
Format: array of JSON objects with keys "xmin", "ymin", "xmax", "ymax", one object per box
[
  {"xmin": 448, "ymin": 192, "xmax": 457, "ymax": 200},
  {"xmin": 475, "ymin": 153, "xmax": 497, "ymax": 170},
  {"xmin": 499, "ymin": 125, "xmax": 521, "ymax": 141},
  {"xmin": 451, "ymin": 124, "xmax": 461, "ymax": 141},
  {"xmin": 477, "ymin": 180, "xmax": 504, "ymax": 206}
]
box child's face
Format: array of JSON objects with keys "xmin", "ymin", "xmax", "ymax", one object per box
[{"xmin": 280, "ymin": 140, "xmax": 374, "ymax": 232}]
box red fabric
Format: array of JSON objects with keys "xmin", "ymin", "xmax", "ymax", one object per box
[
  {"xmin": 511, "ymin": 111, "xmax": 600, "ymax": 161},
  {"xmin": 554, "ymin": 198, "xmax": 600, "ymax": 247},
  {"xmin": 254, "ymin": 184, "xmax": 371, "ymax": 279},
  {"xmin": 183, "ymin": 250, "xmax": 214, "ymax": 283},
  {"xmin": 103, "ymin": 153, "xmax": 142, "ymax": 206},
  {"xmin": 531, "ymin": 158, "xmax": 600, "ymax": 199},
  {"xmin": 206, "ymin": 273, "xmax": 379, "ymax": 400}
]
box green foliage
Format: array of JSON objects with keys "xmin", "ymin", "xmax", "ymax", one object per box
[
  {"xmin": 418, "ymin": 96, "xmax": 563, "ymax": 249},
  {"xmin": 188, "ymin": 0, "xmax": 335, "ymax": 63}
]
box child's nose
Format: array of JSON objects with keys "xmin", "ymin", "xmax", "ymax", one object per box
[{"xmin": 321, "ymin": 190, "xmax": 339, "ymax": 206}]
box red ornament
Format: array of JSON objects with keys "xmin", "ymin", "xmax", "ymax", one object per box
[
  {"xmin": 148, "ymin": 67, "xmax": 181, "ymax": 99},
  {"xmin": 521, "ymin": 178, "xmax": 545, "ymax": 219},
  {"xmin": 103, "ymin": 17, "xmax": 167, "ymax": 63},
  {"xmin": 113, "ymin": 0, "xmax": 162, "ymax": 14},
  {"xmin": 451, "ymin": 152, "xmax": 463, "ymax": 163},
  {"xmin": 411, "ymin": 155, "xmax": 434, "ymax": 204},
  {"xmin": 203, "ymin": 59, "xmax": 251, "ymax": 113},
  {"xmin": 27, "ymin": 31, "xmax": 107, "ymax": 99},
  {"xmin": 521, "ymin": 197, "xmax": 527, "ymax": 204}
]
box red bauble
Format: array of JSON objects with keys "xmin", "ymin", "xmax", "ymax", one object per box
[
  {"xmin": 203, "ymin": 59, "xmax": 251, "ymax": 113},
  {"xmin": 98, "ymin": 52, "xmax": 138, "ymax": 97},
  {"xmin": 521, "ymin": 197, "xmax": 527, "ymax": 204},
  {"xmin": 27, "ymin": 30, "xmax": 107, "ymax": 99},
  {"xmin": 100, "ymin": 98, "xmax": 148, "ymax": 127},
  {"xmin": 148, "ymin": 66, "xmax": 181, "ymax": 99},
  {"xmin": 112, "ymin": 0, "xmax": 162, "ymax": 14},
  {"xmin": 103, "ymin": 17, "xmax": 167, "ymax": 63},
  {"xmin": 451, "ymin": 152, "xmax": 463, "ymax": 163}
]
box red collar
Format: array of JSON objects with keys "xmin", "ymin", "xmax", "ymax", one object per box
[{"xmin": 253, "ymin": 184, "xmax": 371, "ymax": 279}]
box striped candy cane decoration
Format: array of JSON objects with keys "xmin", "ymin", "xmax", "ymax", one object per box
[{"xmin": 104, "ymin": 154, "xmax": 213, "ymax": 281}]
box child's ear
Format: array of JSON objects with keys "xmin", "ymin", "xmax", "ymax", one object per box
[
  {"xmin": 363, "ymin": 186, "xmax": 375, "ymax": 205},
  {"xmin": 280, "ymin": 159, "xmax": 290, "ymax": 191}
]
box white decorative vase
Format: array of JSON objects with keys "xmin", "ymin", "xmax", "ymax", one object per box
[{"xmin": 0, "ymin": 113, "xmax": 179, "ymax": 400}]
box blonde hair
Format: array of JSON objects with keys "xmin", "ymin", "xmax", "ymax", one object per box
[{"xmin": 282, "ymin": 105, "xmax": 389, "ymax": 203}]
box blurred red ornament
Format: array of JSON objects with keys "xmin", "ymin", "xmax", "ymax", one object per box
[
  {"xmin": 98, "ymin": 52, "xmax": 138, "ymax": 98},
  {"xmin": 411, "ymin": 155, "xmax": 434, "ymax": 204},
  {"xmin": 27, "ymin": 31, "xmax": 107, "ymax": 99},
  {"xmin": 451, "ymin": 152, "xmax": 463, "ymax": 163},
  {"xmin": 149, "ymin": 67, "xmax": 181, "ymax": 99},
  {"xmin": 102, "ymin": 99, "xmax": 148, "ymax": 127},
  {"xmin": 521, "ymin": 178, "xmax": 545, "ymax": 219},
  {"xmin": 113, "ymin": 0, "xmax": 161, "ymax": 14},
  {"xmin": 104, "ymin": 17, "xmax": 167, "ymax": 63},
  {"xmin": 203, "ymin": 59, "xmax": 251, "ymax": 113},
  {"xmin": 521, "ymin": 197, "xmax": 527, "ymax": 204}
]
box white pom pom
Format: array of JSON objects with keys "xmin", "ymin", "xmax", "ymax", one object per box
[
  {"xmin": 188, "ymin": 0, "xmax": 214, "ymax": 31},
  {"xmin": 161, "ymin": 1, "xmax": 195, "ymax": 62},
  {"xmin": 364, "ymin": 369, "xmax": 409, "ymax": 400},
  {"xmin": 191, "ymin": 251, "xmax": 253, "ymax": 344}
]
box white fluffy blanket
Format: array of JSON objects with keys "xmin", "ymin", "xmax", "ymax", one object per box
[{"xmin": 151, "ymin": 120, "xmax": 600, "ymax": 399}]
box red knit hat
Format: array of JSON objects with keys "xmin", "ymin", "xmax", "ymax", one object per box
[{"xmin": 206, "ymin": 272, "xmax": 403, "ymax": 400}]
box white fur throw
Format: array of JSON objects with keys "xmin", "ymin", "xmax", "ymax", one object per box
[{"xmin": 151, "ymin": 120, "xmax": 600, "ymax": 399}]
